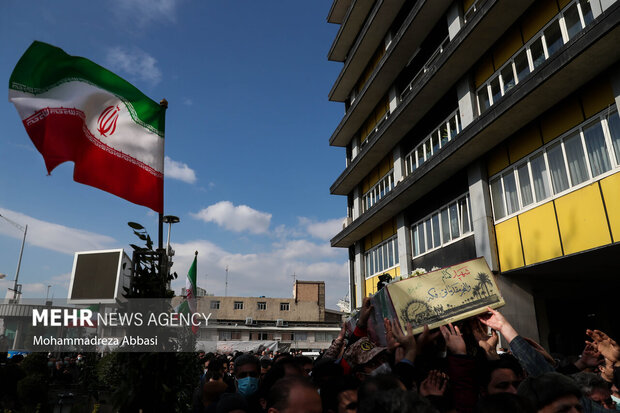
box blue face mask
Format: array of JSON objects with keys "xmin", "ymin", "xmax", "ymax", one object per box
[{"xmin": 237, "ymin": 376, "xmax": 259, "ymax": 396}]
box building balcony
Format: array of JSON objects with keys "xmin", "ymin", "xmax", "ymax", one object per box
[
  {"xmin": 328, "ymin": 0, "xmax": 376, "ymax": 63},
  {"xmin": 330, "ymin": 0, "xmax": 536, "ymax": 196},
  {"xmin": 328, "ymin": 0, "xmax": 354, "ymax": 24},
  {"xmin": 329, "ymin": 0, "xmax": 452, "ymax": 147},
  {"xmin": 331, "ymin": 3, "xmax": 620, "ymax": 247}
]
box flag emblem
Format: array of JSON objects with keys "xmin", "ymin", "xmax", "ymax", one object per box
[{"xmin": 97, "ymin": 105, "xmax": 120, "ymax": 137}]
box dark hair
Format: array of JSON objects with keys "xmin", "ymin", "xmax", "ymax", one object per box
[
  {"xmin": 517, "ymin": 372, "xmax": 582, "ymax": 410},
  {"xmin": 311, "ymin": 357, "xmax": 343, "ymax": 387},
  {"xmin": 233, "ymin": 354, "xmax": 260, "ymax": 376},
  {"xmin": 267, "ymin": 376, "xmax": 317, "ymax": 410},
  {"xmin": 358, "ymin": 374, "xmax": 404, "ymax": 403},
  {"xmin": 260, "ymin": 358, "xmax": 272, "ymax": 369},
  {"xmin": 357, "ymin": 388, "xmax": 436, "ymax": 413},
  {"xmin": 475, "ymin": 393, "xmax": 536, "ymax": 413},
  {"xmin": 320, "ymin": 376, "xmax": 360, "ymax": 413},
  {"xmin": 479, "ymin": 354, "xmax": 524, "ymax": 389},
  {"xmin": 571, "ymin": 372, "xmax": 610, "ymax": 396}
]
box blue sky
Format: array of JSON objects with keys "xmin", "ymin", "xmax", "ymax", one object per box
[{"xmin": 0, "ymin": 1, "xmax": 350, "ymax": 308}]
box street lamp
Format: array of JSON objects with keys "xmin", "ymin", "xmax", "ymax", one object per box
[
  {"xmin": 162, "ymin": 215, "xmax": 180, "ymax": 258},
  {"xmin": 0, "ymin": 213, "xmax": 27, "ymax": 304}
]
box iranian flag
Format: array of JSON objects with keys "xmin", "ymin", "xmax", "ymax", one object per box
[
  {"xmin": 175, "ymin": 252, "xmax": 199, "ymax": 334},
  {"xmin": 8, "ymin": 41, "xmax": 165, "ymax": 213}
]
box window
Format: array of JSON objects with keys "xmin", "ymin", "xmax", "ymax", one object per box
[
  {"xmin": 315, "ymin": 332, "xmax": 327, "ymax": 342},
  {"xmin": 219, "ymin": 331, "xmax": 242, "ymax": 341},
  {"xmin": 405, "ymin": 109, "xmax": 462, "ymax": 176},
  {"xmin": 234, "ymin": 301, "xmax": 244, "ymax": 310},
  {"xmin": 251, "ymin": 332, "xmax": 274, "ymax": 341},
  {"xmin": 281, "ymin": 333, "xmax": 295, "ymax": 341},
  {"xmin": 364, "ymin": 235, "xmax": 399, "ymax": 279},
  {"xmin": 210, "ymin": 300, "xmax": 220, "ymax": 310},
  {"xmin": 296, "ymin": 332, "xmax": 308, "ymax": 341},
  {"xmin": 363, "ymin": 171, "xmax": 394, "ymax": 212},
  {"xmin": 477, "ymin": 0, "xmax": 594, "ymax": 114},
  {"xmin": 257, "ymin": 302, "xmax": 266, "ymax": 310},
  {"xmin": 490, "ymin": 107, "xmax": 620, "ymax": 221},
  {"xmin": 280, "ymin": 303, "xmax": 290, "ymax": 311},
  {"xmin": 411, "ymin": 194, "xmax": 473, "ymax": 258}
]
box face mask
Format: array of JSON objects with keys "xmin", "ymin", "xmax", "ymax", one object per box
[
  {"xmin": 237, "ymin": 376, "xmax": 259, "ymax": 396},
  {"xmin": 610, "ymin": 395, "xmax": 620, "ymax": 410},
  {"xmin": 370, "ymin": 362, "xmax": 392, "ymax": 376}
]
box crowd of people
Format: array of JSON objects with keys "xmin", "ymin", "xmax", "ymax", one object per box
[{"xmin": 192, "ymin": 299, "xmax": 620, "ymax": 413}]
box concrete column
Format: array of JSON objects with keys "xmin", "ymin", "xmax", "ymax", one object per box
[
  {"xmin": 351, "ymin": 136, "xmax": 360, "ymax": 160},
  {"xmin": 354, "ymin": 242, "xmax": 365, "ymax": 306},
  {"xmin": 495, "ymin": 275, "xmax": 539, "ymax": 343},
  {"xmin": 353, "ymin": 186, "xmax": 362, "ymax": 220},
  {"xmin": 446, "ymin": 1, "xmax": 464, "ymax": 41},
  {"xmin": 396, "ymin": 213, "xmax": 412, "ymax": 277},
  {"xmin": 599, "ymin": 0, "xmax": 616, "ymax": 13},
  {"xmin": 467, "ymin": 160, "xmax": 499, "ymax": 272},
  {"xmin": 393, "ymin": 145, "xmax": 404, "ymax": 183},
  {"xmin": 611, "ymin": 63, "xmax": 620, "ymax": 107},
  {"xmin": 591, "ymin": 0, "xmax": 604, "ymax": 18},
  {"xmin": 457, "ymin": 75, "xmax": 477, "ymax": 129},
  {"xmin": 388, "ymin": 85, "xmax": 399, "ymax": 113}
]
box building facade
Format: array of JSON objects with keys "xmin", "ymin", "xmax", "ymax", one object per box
[
  {"xmin": 184, "ymin": 281, "xmax": 342, "ymax": 352},
  {"xmin": 327, "ymin": 0, "xmax": 620, "ymax": 354}
]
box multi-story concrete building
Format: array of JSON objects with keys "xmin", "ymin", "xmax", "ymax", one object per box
[
  {"xmin": 327, "ymin": 0, "xmax": 620, "ymax": 354},
  {"xmin": 188, "ymin": 281, "xmax": 342, "ymax": 352}
]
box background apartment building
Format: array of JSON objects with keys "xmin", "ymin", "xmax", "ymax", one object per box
[
  {"xmin": 189, "ymin": 281, "xmax": 342, "ymax": 352},
  {"xmin": 327, "ymin": 0, "xmax": 619, "ymax": 355}
]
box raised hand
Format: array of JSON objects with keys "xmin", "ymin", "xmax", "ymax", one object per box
[
  {"xmin": 389, "ymin": 318, "xmax": 416, "ymax": 362},
  {"xmin": 439, "ymin": 323, "xmax": 466, "ymax": 355},
  {"xmin": 586, "ymin": 329, "xmax": 620, "ymax": 363},
  {"xmin": 357, "ymin": 297, "xmax": 373, "ymax": 328},
  {"xmin": 416, "ymin": 324, "xmax": 441, "ymax": 354},
  {"xmin": 419, "ymin": 370, "xmax": 448, "ymax": 397},
  {"xmin": 478, "ymin": 330, "xmax": 500, "ymax": 360},
  {"xmin": 478, "ymin": 307, "xmax": 518, "ymax": 343},
  {"xmin": 574, "ymin": 342, "xmax": 602, "ymax": 370}
]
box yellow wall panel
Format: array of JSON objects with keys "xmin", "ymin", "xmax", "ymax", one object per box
[
  {"xmin": 521, "ymin": 0, "xmax": 559, "ymax": 41},
  {"xmin": 364, "ymin": 236, "xmax": 372, "ymax": 252},
  {"xmin": 474, "ymin": 54, "xmax": 495, "ymax": 88},
  {"xmin": 495, "ymin": 217, "xmax": 525, "ymax": 271},
  {"xmin": 558, "ymin": 0, "xmax": 571, "ymax": 8},
  {"xmin": 519, "ymin": 202, "xmax": 563, "ymax": 265},
  {"xmin": 379, "ymin": 155, "xmax": 391, "ymax": 177},
  {"xmin": 362, "ymin": 177, "xmax": 370, "ymax": 194},
  {"xmin": 600, "ymin": 172, "xmax": 620, "ymax": 242},
  {"xmin": 365, "ymin": 276, "xmax": 377, "ymax": 296},
  {"xmin": 540, "ymin": 98, "xmax": 584, "ymax": 143},
  {"xmin": 493, "ymin": 27, "xmax": 523, "ymax": 69},
  {"xmin": 555, "ymin": 183, "xmax": 612, "ymax": 254},
  {"xmin": 508, "ymin": 123, "xmax": 543, "ymax": 164},
  {"xmin": 487, "ymin": 144, "xmax": 510, "ymax": 176},
  {"xmin": 463, "ymin": 0, "xmax": 475, "ymax": 12},
  {"xmin": 382, "ymin": 220, "xmax": 396, "ymax": 241},
  {"xmin": 580, "ymin": 77, "xmax": 614, "ymax": 118}
]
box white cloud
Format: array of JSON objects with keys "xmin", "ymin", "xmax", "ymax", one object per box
[
  {"xmin": 0, "ymin": 208, "xmax": 116, "ymax": 255},
  {"xmin": 105, "ymin": 47, "xmax": 162, "ymax": 86},
  {"xmin": 191, "ymin": 202, "xmax": 271, "ymax": 235},
  {"xmin": 169, "ymin": 239, "xmax": 348, "ymax": 309},
  {"xmin": 164, "ymin": 156, "xmax": 197, "ymax": 184},
  {"xmin": 111, "ymin": 0, "xmax": 182, "ymax": 26},
  {"xmin": 299, "ymin": 217, "xmax": 345, "ymax": 241}
]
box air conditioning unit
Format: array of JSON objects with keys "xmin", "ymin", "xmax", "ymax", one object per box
[
  {"xmin": 245, "ymin": 317, "xmax": 253, "ymax": 325},
  {"xmin": 275, "ymin": 319, "xmax": 284, "ymax": 327}
]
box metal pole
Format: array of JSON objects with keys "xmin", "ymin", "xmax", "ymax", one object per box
[
  {"xmin": 225, "ymin": 266, "xmax": 228, "ymax": 297},
  {"xmin": 12, "ymin": 224, "xmax": 27, "ymax": 302}
]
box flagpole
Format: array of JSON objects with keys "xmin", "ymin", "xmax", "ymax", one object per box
[{"xmin": 158, "ymin": 98, "xmax": 168, "ymax": 250}]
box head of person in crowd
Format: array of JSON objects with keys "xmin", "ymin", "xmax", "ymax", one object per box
[
  {"xmin": 233, "ymin": 354, "xmax": 261, "ymax": 398},
  {"xmin": 518, "ymin": 372, "xmax": 583, "ymax": 413},
  {"xmin": 320, "ymin": 375, "xmax": 360, "ymax": 413},
  {"xmin": 572, "ymin": 372, "xmax": 616, "ymax": 410},
  {"xmin": 296, "ymin": 356, "xmax": 313, "ymax": 377},
  {"xmin": 266, "ymin": 376, "xmax": 321, "ymax": 413},
  {"xmin": 260, "ymin": 358, "xmax": 273, "ymax": 380},
  {"xmin": 474, "ymin": 393, "xmax": 536, "ymax": 413},
  {"xmin": 357, "ymin": 388, "xmax": 437, "ymax": 413},
  {"xmin": 357, "ymin": 373, "xmax": 406, "ymax": 406},
  {"xmin": 310, "ymin": 357, "xmax": 344, "ymax": 389},
  {"xmin": 479, "ymin": 354, "xmax": 524, "ymax": 395},
  {"xmin": 343, "ymin": 337, "xmax": 390, "ymax": 380},
  {"xmin": 216, "ymin": 392, "xmax": 249, "ymax": 413}
]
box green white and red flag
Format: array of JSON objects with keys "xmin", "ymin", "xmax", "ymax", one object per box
[
  {"xmin": 175, "ymin": 252, "xmax": 199, "ymax": 334},
  {"xmin": 8, "ymin": 41, "xmax": 165, "ymax": 213}
]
